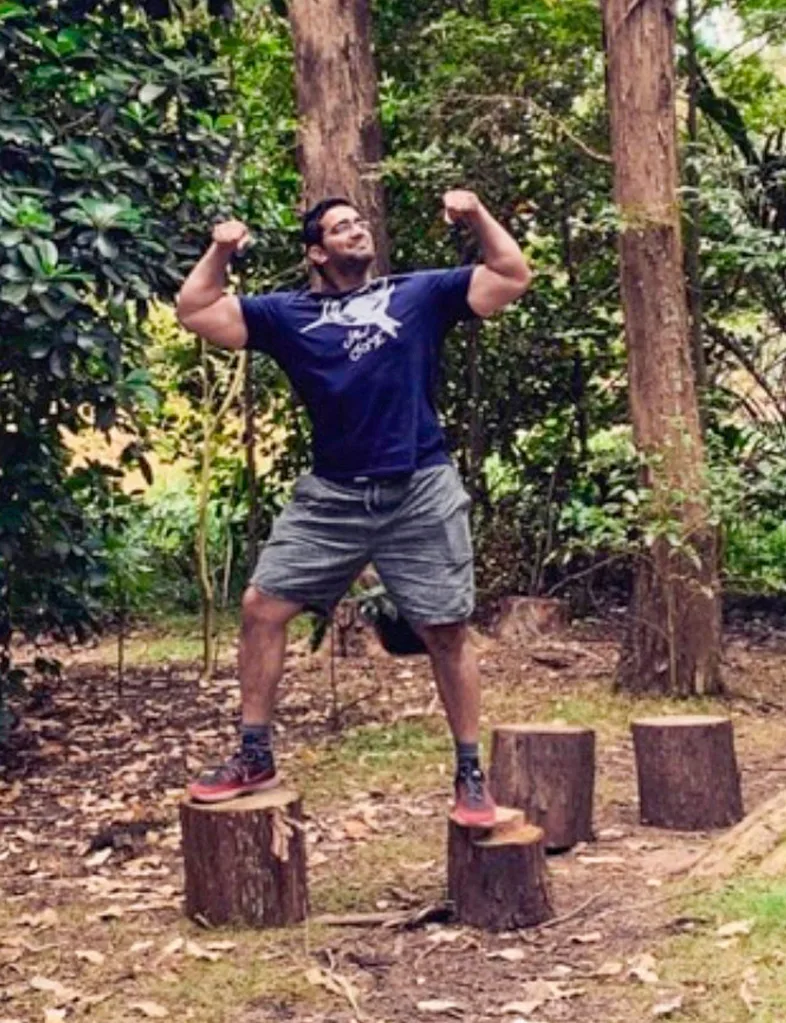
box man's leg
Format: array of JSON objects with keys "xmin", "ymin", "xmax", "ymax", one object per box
[
  {"xmin": 239, "ymin": 587, "xmax": 303, "ymax": 726},
  {"xmin": 371, "ymin": 465, "xmax": 495, "ymax": 825},
  {"xmin": 416, "ymin": 620, "xmax": 495, "ymax": 826},
  {"xmin": 188, "ymin": 587, "xmax": 302, "ymax": 803},
  {"xmin": 188, "ymin": 473, "xmax": 371, "ymax": 803},
  {"xmin": 416, "ymin": 621, "xmax": 480, "ymax": 745}
]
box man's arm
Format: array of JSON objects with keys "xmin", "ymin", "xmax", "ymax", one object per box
[
  {"xmin": 176, "ymin": 220, "xmax": 250, "ymax": 350},
  {"xmin": 443, "ymin": 190, "xmax": 531, "ymax": 318}
]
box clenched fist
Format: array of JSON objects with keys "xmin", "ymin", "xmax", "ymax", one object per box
[
  {"xmin": 212, "ymin": 219, "xmax": 251, "ymax": 252},
  {"xmin": 443, "ymin": 189, "xmax": 483, "ymax": 225}
]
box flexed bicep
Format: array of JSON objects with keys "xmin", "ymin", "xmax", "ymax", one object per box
[{"xmin": 177, "ymin": 295, "xmax": 248, "ymax": 350}]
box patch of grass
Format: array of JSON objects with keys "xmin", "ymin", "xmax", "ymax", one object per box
[
  {"xmin": 487, "ymin": 681, "xmax": 724, "ymax": 741},
  {"xmin": 312, "ymin": 827, "xmax": 443, "ymax": 915},
  {"xmin": 298, "ymin": 718, "xmax": 452, "ymax": 808},
  {"xmin": 651, "ymin": 879, "xmax": 786, "ymax": 1021}
]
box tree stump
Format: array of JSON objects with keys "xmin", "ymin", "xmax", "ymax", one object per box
[
  {"xmin": 447, "ymin": 807, "xmax": 553, "ymax": 931},
  {"xmin": 489, "ymin": 596, "xmax": 568, "ymax": 643},
  {"xmin": 180, "ymin": 787, "xmax": 308, "ymax": 927},
  {"xmin": 489, "ymin": 724, "xmax": 595, "ymax": 851},
  {"xmin": 632, "ymin": 715, "xmax": 743, "ymax": 830}
]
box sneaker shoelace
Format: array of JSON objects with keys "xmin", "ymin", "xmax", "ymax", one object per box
[
  {"xmin": 459, "ymin": 765, "xmax": 487, "ymax": 805},
  {"xmin": 202, "ymin": 751, "xmax": 265, "ymax": 784}
]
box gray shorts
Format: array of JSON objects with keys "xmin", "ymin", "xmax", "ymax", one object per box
[{"xmin": 250, "ymin": 463, "xmax": 474, "ymax": 625}]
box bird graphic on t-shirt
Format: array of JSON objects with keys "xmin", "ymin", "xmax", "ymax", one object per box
[{"xmin": 304, "ymin": 280, "xmax": 401, "ymax": 338}]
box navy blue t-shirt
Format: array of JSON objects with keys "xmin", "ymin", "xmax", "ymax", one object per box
[{"xmin": 240, "ymin": 267, "xmax": 476, "ymax": 481}]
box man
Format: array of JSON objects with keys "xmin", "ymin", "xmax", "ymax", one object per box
[{"xmin": 176, "ymin": 190, "xmax": 531, "ymax": 826}]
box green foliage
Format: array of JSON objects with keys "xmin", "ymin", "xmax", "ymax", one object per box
[{"xmin": 0, "ymin": 0, "xmax": 229, "ymax": 702}]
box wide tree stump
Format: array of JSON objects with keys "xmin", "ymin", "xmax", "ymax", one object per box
[
  {"xmin": 489, "ymin": 724, "xmax": 595, "ymax": 851},
  {"xmin": 180, "ymin": 787, "xmax": 308, "ymax": 927},
  {"xmin": 447, "ymin": 807, "xmax": 553, "ymax": 931},
  {"xmin": 488, "ymin": 596, "xmax": 569, "ymax": 643},
  {"xmin": 632, "ymin": 715, "xmax": 743, "ymax": 830}
]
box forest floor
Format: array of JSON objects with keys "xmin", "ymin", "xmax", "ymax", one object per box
[{"xmin": 3, "ymin": 611, "xmax": 786, "ymax": 1023}]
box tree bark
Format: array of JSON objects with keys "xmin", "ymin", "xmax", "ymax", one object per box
[
  {"xmin": 601, "ymin": 0, "xmax": 722, "ymax": 695},
  {"xmin": 447, "ymin": 809, "xmax": 553, "ymax": 930},
  {"xmin": 289, "ymin": 0, "xmax": 390, "ymax": 274},
  {"xmin": 632, "ymin": 715, "xmax": 743, "ymax": 830},
  {"xmin": 489, "ymin": 724, "xmax": 595, "ymax": 850},
  {"xmin": 180, "ymin": 787, "xmax": 308, "ymax": 927}
]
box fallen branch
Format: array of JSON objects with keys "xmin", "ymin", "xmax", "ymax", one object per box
[
  {"xmin": 524, "ymin": 889, "xmax": 607, "ymax": 935},
  {"xmin": 312, "ymin": 902, "xmax": 453, "ymax": 930}
]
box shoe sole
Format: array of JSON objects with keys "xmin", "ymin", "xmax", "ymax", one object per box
[
  {"xmin": 187, "ymin": 774, "xmax": 281, "ymax": 804},
  {"xmin": 450, "ymin": 807, "xmax": 498, "ymax": 828}
]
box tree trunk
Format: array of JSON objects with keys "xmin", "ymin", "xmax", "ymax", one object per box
[
  {"xmin": 632, "ymin": 715, "xmax": 743, "ymax": 830},
  {"xmin": 684, "ymin": 0, "xmax": 708, "ymax": 414},
  {"xmin": 489, "ymin": 724, "xmax": 595, "ymax": 851},
  {"xmin": 600, "ymin": 0, "xmax": 721, "ymax": 695},
  {"xmin": 289, "ymin": 0, "xmax": 389, "ymax": 274},
  {"xmin": 180, "ymin": 787, "xmax": 308, "ymax": 927},
  {"xmin": 447, "ymin": 809, "xmax": 553, "ymax": 930}
]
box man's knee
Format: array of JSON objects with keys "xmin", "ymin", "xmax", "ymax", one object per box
[
  {"xmin": 417, "ymin": 620, "xmax": 470, "ymax": 658},
  {"xmin": 241, "ymin": 586, "xmax": 301, "ymax": 634}
]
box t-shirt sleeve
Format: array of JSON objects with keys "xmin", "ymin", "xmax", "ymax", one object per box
[
  {"xmin": 239, "ymin": 294, "xmax": 282, "ymax": 354},
  {"xmin": 427, "ymin": 265, "xmax": 478, "ymax": 329}
]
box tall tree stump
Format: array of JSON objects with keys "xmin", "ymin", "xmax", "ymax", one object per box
[
  {"xmin": 447, "ymin": 807, "xmax": 553, "ymax": 931},
  {"xmin": 632, "ymin": 716, "xmax": 743, "ymax": 830},
  {"xmin": 489, "ymin": 724, "xmax": 595, "ymax": 850},
  {"xmin": 180, "ymin": 787, "xmax": 308, "ymax": 927}
]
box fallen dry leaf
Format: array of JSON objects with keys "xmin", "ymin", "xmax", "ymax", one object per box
[
  {"xmin": 343, "ymin": 818, "xmax": 373, "ymax": 841},
  {"xmin": 76, "ymin": 949, "xmax": 106, "ymax": 966},
  {"xmin": 653, "ymin": 994, "xmax": 684, "ymax": 1017},
  {"xmin": 85, "ymin": 848, "xmax": 113, "ymax": 868},
  {"xmin": 43, "ymin": 1011, "xmax": 66, "ymax": 1023},
  {"xmin": 629, "ymin": 953, "xmax": 659, "ymax": 984},
  {"xmin": 28, "ymin": 977, "xmax": 80, "ymax": 1005},
  {"xmin": 416, "ymin": 999, "xmax": 466, "ymax": 1014},
  {"xmin": 426, "ymin": 930, "xmax": 464, "ymax": 946},
  {"xmin": 204, "ymin": 941, "xmax": 236, "ymax": 952},
  {"xmin": 184, "ymin": 940, "xmax": 221, "ymax": 962},
  {"xmin": 129, "ymin": 1000, "xmax": 169, "ymax": 1019},
  {"xmin": 129, "ymin": 940, "xmax": 154, "ymax": 955},
  {"xmin": 717, "ymin": 919, "xmax": 753, "ymax": 938},
  {"xmin": 486, "ymin": 948, "xmax": 525, "ymax": 962},
  {"xmin": 571, "ymin": 930, "xmax": 602, "ymax": 944},
  {"xmin": 18, "ymin": 909, "xmax": 59, "ymax": 930},
  {"xmin": 501, "ymin": 978, "xmax": 584, "ymax": 1016}
]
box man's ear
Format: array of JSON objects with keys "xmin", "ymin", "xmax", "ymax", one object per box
[{"xmin": 307, "ymin": 244, "xmax": 328, "ymax": 267}]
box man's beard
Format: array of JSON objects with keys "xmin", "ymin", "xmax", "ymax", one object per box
[{"xmin": 331, "ymin": 250, "xmax": 374, "ymax": 277}]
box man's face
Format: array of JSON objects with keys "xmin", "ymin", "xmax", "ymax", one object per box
[{"xmin": 309, "ymin": 204, "xmax": 375, "ymax": 277}]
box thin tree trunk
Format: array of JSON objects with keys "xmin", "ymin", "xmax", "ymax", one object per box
[
  {"xmin": 601, "ymin": 0, "xmax": 722, "ymax": 695},
  {"xmin": 684, "ymin": 0, "xmax": 708, "ymax": 417},
  {"xmin": 289, "ymin": 0, "xmax": 390, "ymax": 274}
]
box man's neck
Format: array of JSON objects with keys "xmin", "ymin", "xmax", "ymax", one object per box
[{"xmin": 316, "ymin": 268, "xmax": 374, "ymax": 294}]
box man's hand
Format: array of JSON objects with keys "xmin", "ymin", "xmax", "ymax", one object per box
[
  {"xmin": 443, "ymin": 189, "xmax": 483, "ymax": 225},
  {"xmin": 212, "ymin": 219, "xmax": 251, "ymax": 253}
]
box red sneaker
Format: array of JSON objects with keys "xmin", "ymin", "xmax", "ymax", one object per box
[
  {"xmin": 451, "ymin": 763, "xmax": 497, "ymax": 827},
  {"xmin": 187, "ymin": 751, "xmax": 279, "ymax": 804}
]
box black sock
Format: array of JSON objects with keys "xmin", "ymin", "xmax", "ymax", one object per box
[
  {"xmin": 241, "ymin": 723, "xmax": 274, "ymax": 763},
  {"xmin": 455, "ymin": 740, "xmax": 480, "ymax": 774}
]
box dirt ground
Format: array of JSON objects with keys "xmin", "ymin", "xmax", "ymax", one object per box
[{"xmin": 2, "ymin": 614, "xmax": 786, "ymax": 1023}]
